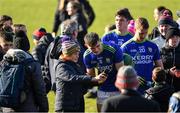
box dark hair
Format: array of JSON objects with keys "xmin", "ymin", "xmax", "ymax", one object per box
[
  {"xmin": 13, "ymin": 30, "xmax": 30, "ymax": 51},
  {"xmin": 0, "ymin": 30, "xmax": 13, "ymax": 42},
  {"xmin": 160, "ymin": 8, "xmax": 173, "ymax": 18},
  {"xmin": 165, "ymin": 27, "xmax": 180, "ymax": 41},
  {"xmin": 105, "ymin": 24, "xmax": 116, "ymax": 33},
  {"xmin": 152, "ymin": 67, "xmax": 166, "ymax": 82},
  {"xmin": 69, "ymin": 1, "xmax": 82, "ymax": 13},
  {"xmin": 0, "ymin": 15, "xmax": 12, "ymax": 25},
  {"xmin": 13, "ymin": 24, "xmax": 25, "ymax": 28},
  {"xmin": 39, "ymin": 27, "xmax": 46, "ymax": 33},
  {"xmin": 84, "ymin": 32, "xmax": 100, "ymax": 47},
  {"xmin": 0, "ymin": 15, "xmax": 12, "ymax": 29},
  {"xmin": 156, "ymin": 6, "xmax": 166, "ymax": 12},
  {"xmin": 115, "ymin": 8, "xmax": 133, "ymax": 20},
  {"xmin": 13, "ymin": 24, "xmax": 27, "ymax": 34}
]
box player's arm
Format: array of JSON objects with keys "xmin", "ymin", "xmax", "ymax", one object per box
[
  {"xmin": 86, "ymin": 68, "xmax": 96, "ymax": 77},
  {"xmin": 154, "ymin": 59, "xmax": 164, "ymax": 69},
  {"xmin": 83, "ymin": 50, "xmax": 96, "ymax": 77},
  {"xmin": 115, "ymin": 61, "xmax": 124, "ymax": 71},
  {"xmin": 114, "ymin": 44, "xmax": 124, "ymax": 71},
  {"xmin": 153, "ymin": 43, "xmax": 164, "ymax": 69}
]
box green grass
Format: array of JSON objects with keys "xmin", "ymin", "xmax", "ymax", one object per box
[
  {"xmin": 1, "ymin": 0, "xmax": 179, "ymax": 112},
  {"xmin": 47, "ymin": 91, "xmax": 97, "ymax": 112}
]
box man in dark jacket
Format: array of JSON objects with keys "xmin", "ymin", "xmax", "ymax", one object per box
[
  {"xmin": 52, "ymin": 0, "xmax": 95, "ymax": 37},
  {"xmin": 1, "ymin": 49, "xmax": 49, "ymax": 112},
  {"xmin": 101, "ymin": 66, "xmax": 160, "ymax": 112},
  {"xmin": 44, "ymin": 19, "xmax": 85, "ymax": 92},
  {"xmin": 161, "ymin": 28, "xmax": 180, "ymax": 92},
  {"xmin": 32, "ymin": 33, "xmax": 54, "ymax": 65},
  {"xmin": 32, "ymin": 33, "xmax": 54, "ymax": 93},
  {"xmin": 0, "ymin": 15, "xmax": 13, "ymax": 29},
  {"xmin": 1, "ymin": 30, "xmax": 48, "ymax": 112}
]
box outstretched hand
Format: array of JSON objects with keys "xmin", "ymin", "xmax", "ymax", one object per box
[{"xmin": 95, "ymin": 72, "xmax": 107, "ymax": 84}]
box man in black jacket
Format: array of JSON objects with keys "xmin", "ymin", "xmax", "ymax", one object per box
[
  {"xmin": 101, "ymin": 66, "xmax": 160, "ymax": 112},
  {"xmin": 44, "ymin": 19, "xmax": 85, "ymax": 93},
  {"xmin": 32, "ymin": 33, "xmax": 54, "ymax": 65},
  {"xmin": 1, "ymin": 30, "xmax": 48, "ymax": 112},
  {"xmin": 161, "ymin": 28, "xmax": 180, "ymax": 92}
]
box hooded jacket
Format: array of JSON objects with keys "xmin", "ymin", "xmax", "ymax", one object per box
[
  {"xmin": 2, "ymin": 49, "xmax": 49, "ymax": 112},
  {"xmin": 32, "ymin": 33, "xmax": 54, "ymax": 65}
]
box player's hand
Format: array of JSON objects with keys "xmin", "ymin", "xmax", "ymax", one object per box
[{"xmin": 95, "ymin": 72, "xmax": 107, "ymax": 84}]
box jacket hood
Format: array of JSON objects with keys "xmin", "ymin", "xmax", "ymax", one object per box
[
  {"xmin": 38, "ymin": 33, "xmax": 54, "ymax": 46},
  {"xmin": 3, "ymin": 49, "xmax": 32, "ymax": 63}
]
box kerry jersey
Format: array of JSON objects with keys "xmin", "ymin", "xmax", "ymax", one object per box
[
  {"xmin": 101, "ymin": 29, "xmax": 133, "ymax": 47},
  {"xmin": 121, "ymin": 38, "xmax": 161, "ymax": 81},
  {"xmin": 83, "ymin": 42, "xmax": 123, "ymax": 92}
]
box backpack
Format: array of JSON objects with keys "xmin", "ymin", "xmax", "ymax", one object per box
[{"xmin": 0, "ymin": 58, "xmax": 34, "ymax": 108}]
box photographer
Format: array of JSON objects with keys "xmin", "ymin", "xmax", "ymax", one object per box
[{"xmin": 161, "ymin": 27, "xmax": 180, "ymax": 91}]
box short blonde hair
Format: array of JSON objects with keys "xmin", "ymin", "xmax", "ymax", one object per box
[{"xmin": 135, "ymin": 17, "xmax": 149, "ymax": 30}]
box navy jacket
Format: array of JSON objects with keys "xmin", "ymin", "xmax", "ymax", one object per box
[
  {"xmin": 2, "ymin": 51, "xmax": 48, "ymax": 112},
  {"xmin": 55, "ymin": 59, "xmax": 97, "ymax": 112}
]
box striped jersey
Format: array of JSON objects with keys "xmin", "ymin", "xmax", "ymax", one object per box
[{"xmin": 83, "ymin": 42, "xmax": 123, "ymax": 92}]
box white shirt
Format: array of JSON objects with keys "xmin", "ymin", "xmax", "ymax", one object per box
[{"xmin": 152, "ymin": 36, "xmax": 166, "ymax": 51}]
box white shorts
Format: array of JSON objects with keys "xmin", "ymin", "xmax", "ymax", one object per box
[{"xmin": 97, "ymin": 90, "xmax": 119, "ymax": 105}]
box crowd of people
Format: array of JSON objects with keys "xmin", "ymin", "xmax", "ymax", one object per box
[{"xmin": 0, "ymin": 0, "xmax": 180, "ymax": 112}]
